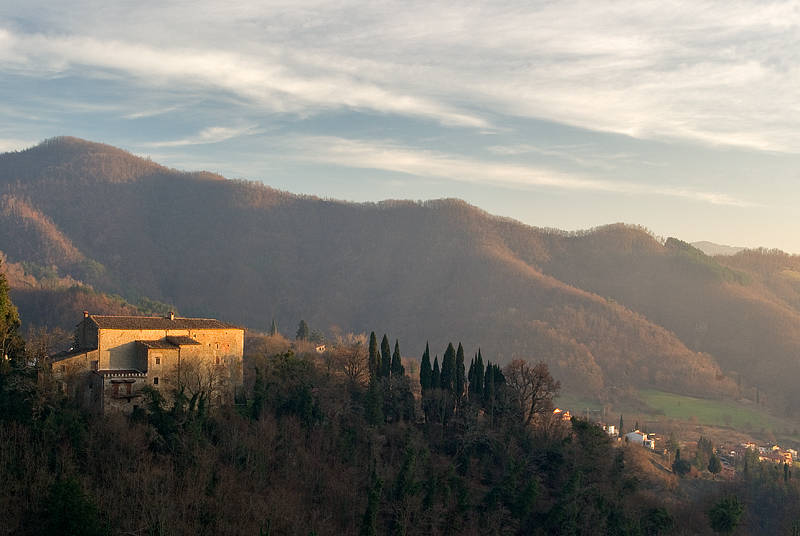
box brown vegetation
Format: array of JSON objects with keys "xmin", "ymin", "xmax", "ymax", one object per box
[{"xmin": 3, "ymin": 137, "xmax": 800, "ymax": 412}]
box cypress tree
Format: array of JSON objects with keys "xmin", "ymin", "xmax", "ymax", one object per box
[
  {"xmin": 467, "ymin": 356, "xmax": 475, "ymax": 397},
  {"xmin": 474, "ymin": 349, "xmax": 484, "ymax": 398},
  {"xmin": 431, "ymin": 356, "xmax": 440, "ymax": 390},
  {"xmin": 420, "ymin": 343, "xmax": 432, "ymax": 393},
  {"xmin": 440, "ymin": 343, "xmax": 456, "ymax": 391},
  {"xmin": 455, "ymin": 343, "xmax": 466, "ymax": 404},
  {"xmin": 365, "ymin": 372, "xmax": 384, "ymax": 425},
  {"xmin": 619, "ymin": 414, "xmax": 624, "ymax": 435},
  {"xmin": 269, "ymin": 317, "xmax": 277, "ymax": 337},
  {"xmin": 483, "ymin": 361, "xmax": 494, "ymax": 407},
  {"xmin": 369, "ymin": 332, "xmax": 379, "ymax": 375},
  {"xmin": 391, "ymin": 339, "xmax": 404, "ymax": 376},
  {"xmin": 380, "ymin": 334, "xmax": 391, "ymax": 379},
  {"xmin": 296, "ymin": 319, "xmax": 309, "ymax": 341},
  {"xmin": 0, "ymin": 263, "xmax": 24, "ymax": 363}
]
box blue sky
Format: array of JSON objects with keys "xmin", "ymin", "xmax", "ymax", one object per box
[{"xmin": 3, "ymin": 1, "xmax": 800, "ymax": 252}]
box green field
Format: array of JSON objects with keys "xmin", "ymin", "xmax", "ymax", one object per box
[{"xmin": 640, "ymin": 389, "xmax": 790, "ymax": 432}]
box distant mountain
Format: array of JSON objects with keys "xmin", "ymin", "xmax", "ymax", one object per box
[
  {"xmin": 3, "ymin": 137, "xmax": 800, "ymax": 412},
  {"xmin": 691, "ymin": 241, "xmax": 746, "ymax": 256}
]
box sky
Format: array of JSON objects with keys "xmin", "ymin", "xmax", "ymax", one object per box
[{"xmin": 2, "ymin": 0, "xmax": 800, "ymax": 252}]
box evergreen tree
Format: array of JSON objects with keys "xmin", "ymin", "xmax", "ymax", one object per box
[
  {"xmin": 391, "ymin": 339, "xmax": 404, "ymax": 376},
  {"xmin": 269, "ymin": 317, "xmax": 277, "ymax": 337},
  {"xmin": 296, "ymin": 319, "xmax": 309, "ymax": 341},
  {"xmin": 666, "ymin": 431, "xmax": 679, "ymax": 453},
  {"xmin": 455, "ymin": 342, "xmax": 466, "ymax": 407},
  {"xmin": 619, "ymin": 414, "xmax": 624, "ymax": 436},
  {"xmin": 365, "ymin": 372, "xmax": 384, "ymax": 425},
  {"xmin": 369, "ymin": 332, "xmax": 379, "ymax": 374},
  {"xmin": 0, "ymin": 263, "xmax": 24, "ymax": 363},
  {"xmin": 440, "ymin": 343, "xmax": 456, "ymax": 391},
  {"xmin": 420, "ymin": 343, "xmax": 432, "ymax": 393},
  {"xmin": 467, "ymin": 356, "xmax": 475, "ymax": 395},
  {"xmin": 708, "ymin": 453, "xmax": 722, "ymax": 474},
  {"xmin": 672, "ymin": 448, "xmax": 692, "ymax": 476},
  {"xmin": 483, "ymin": 361, "xmax": 495, "ymax": 407},
  {"xmin": 708, "ymin": 495, "xmax": 744, "ymax": 535},
  {"xmin": 380, "ymin": 334, "xmax": 391, "ymax": 379},
  {"xmin": 474, "ymin": 349, "xmax": 484, "ymax": 399},
  {"xmin": 431, "ymin": 356, "xmax": 440, "ymax": 390}
]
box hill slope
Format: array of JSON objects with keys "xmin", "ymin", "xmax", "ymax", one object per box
[{"xmin": 3, "ymin": 137, "xmax": 800, "ymax": 410}]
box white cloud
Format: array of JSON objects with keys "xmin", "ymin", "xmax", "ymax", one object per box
[
  {"xmin": 3, "ymin": 0, "xmax": 800, "ymax": 151},
  {"xmin": 145, "ymin": 125, "xmax": 265, "ymax": 147},
  {"xmin": 290, "ymin": 136, "xmax": 755, "ymax": 206}
]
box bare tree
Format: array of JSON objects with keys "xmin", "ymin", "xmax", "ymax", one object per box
[
  {"xmin": 331, "ymin": 332, "xmax": 368, "ymax": 387},
  {"xmin": 167, "ymin": 357, "xmax": 233, "ymax": 409},
  {"xmin": 504, "ymin": 359, "xmax": 560, "ymax": 427}
]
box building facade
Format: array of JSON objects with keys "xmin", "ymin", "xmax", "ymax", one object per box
[{"xmin": 52, "ymin": 312, "xmax": 244, "ymax": 414}]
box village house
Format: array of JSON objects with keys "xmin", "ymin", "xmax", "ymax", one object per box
[
  {"xmin": 50, "ymin": 312, "xmax": 244, "ymax": 414},
  {"xmin": 625, "ymin": 430, "xmax": 657, "ymax": 449}
]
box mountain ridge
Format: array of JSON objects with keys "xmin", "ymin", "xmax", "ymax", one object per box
[{"xmin": 3, "ymin": 137, "xmax": 799, "ymax": 411}]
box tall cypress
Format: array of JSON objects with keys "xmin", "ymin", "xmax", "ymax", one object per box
[
  {"xmin": 455, "ymin": 343, "xmax": 466, "ymax": 406},
  {"xmin": 269, "ymin": 317, "xmax": 277, "ymax": 337},
  {"xmin": 365, "ymin": 373, "xmax": 384, "ymax": 425},
  {"xmin": 440, "ymin": 343, "xmax": 456, "ymax": 391},
  {"xmin": 431, "ymin": 356, "xmax": 441, "ymax": 390},
  {"xmin": 391, "ymin": 339, "xmax": 404, "ymax": 376},
  {"xmin": 380, "ymin": 334, "xmax": 391, "ymax": 379},
  {"xmin": 483, "ymin": 361, "xmax": 495, "ymax": 407},
  {"xmin": 467, "ymin": 356, "xmax": 475, "ymax": 395},
  {"xmin": 476, "ymin": 349, "xmax": 485, "ymax": 397},
  {"xmin": 470, "ymin": 350, "xmax": 484, "ymax": 400},
  {"xmin": 420, "ymin": 343, "xmax": 432, "ymax": 393},
  {"xmin": 369, "ymin": 332, "xmax": 379, "ymax": 374}
]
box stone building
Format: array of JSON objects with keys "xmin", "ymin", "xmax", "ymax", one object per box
[{"xmin": 51, "ymin": 312, "xmax": 244, "ymax": 414}]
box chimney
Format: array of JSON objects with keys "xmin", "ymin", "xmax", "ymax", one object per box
[
  {"xmin": 84, "ymin": 311, "xmax": 89, "ymax": 318},
  {"xmin": 169, "ymin": 311, "xmax": 175, "ymax": 321}
]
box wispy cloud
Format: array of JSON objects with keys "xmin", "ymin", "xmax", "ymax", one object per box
[
  {"xmin": 487, "ymin": 144, "xmax": 638, "ymax": 170},
  {"xmin": 0, "ymin": 29, "xmax": 486, "ymax": 128},
  {"xmin": 291, "ymin": 136, "xmax": 754, "ymax": 206},
  {"xmin": 146, "ymin": 125, "xmax": 265, "ymax": 147},
  {"xmin": 4, "ymin": 1, "xmax": 800, "ymax": 150}
]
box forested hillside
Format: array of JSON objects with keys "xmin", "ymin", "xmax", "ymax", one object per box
[{"xmin": 3, "ymin": 137, "xmax": 800, "ymax": 412}]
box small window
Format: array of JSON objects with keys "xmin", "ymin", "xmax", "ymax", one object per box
[
  {"xmin": 61, "ymin": 365, "xmax": 66, "ymax": 372},
  {"xmin": 155, "ymin": 357, "xmax": 161, "ymax": 365},
  {"xmin": 215, "ymin": 356, "xmax": 221, "ymax": 365},
  {"xmin": 215, "ymin": 343, "xmax": 219, "ymax": 350},
  {"xmin": 153, "ymin": 377, "xmax": 159, "ymax": 385}
]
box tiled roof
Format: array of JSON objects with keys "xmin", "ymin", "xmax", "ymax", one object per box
[
  {"xmin": 166, "ymin": 336, "xmax": 202, "ymax": 346},
  {"xmin": 85, "ymin": 315, "xmax": 241, "ymax": 330},
  {"xmin": 137, "ymin": 340, "xmax": 179, "ymax": 349}
]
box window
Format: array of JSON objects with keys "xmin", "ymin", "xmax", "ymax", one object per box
[
  {"xmin": 61, "ymin": 365, "xmax": 66, "ymax": 372},
  {"xmin": 215, "ymin": 343, "xmax": 220, "ymax": 350},
  {"xmin": 215, "ymin": 356, "xmax": 221, "ymax": 365},
  {"xmin": 155, "ymin": 357, "xmax": 161, "ymax": 365},
  {"xmin": 153, "ymin": 377, "xmax": 159, "ymax": 385}
]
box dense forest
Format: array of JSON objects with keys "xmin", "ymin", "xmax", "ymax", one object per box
[
  {"xmin": 4, "ymin": 269, "xmax": 797, "ymax": 536},
  {"xmin": 3, "ymin": 137, "xmax": 800, "ymax": 414}
]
